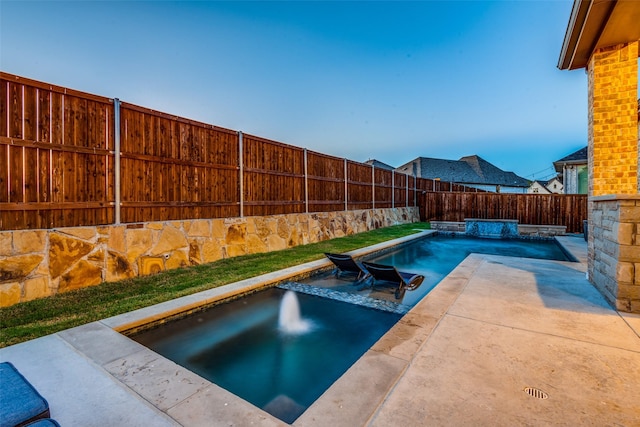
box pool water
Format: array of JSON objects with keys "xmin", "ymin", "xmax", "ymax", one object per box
[
  {"xmin": 303, "ymin": 234, "xmax": 574, "ymax": 307},
  {"xmin": 132, "ymin": 287, "xmax": 400, "ymax": 423},
  {"xmin": 130, "ymin": 234, "xmax": 575, "ymax": 423}
]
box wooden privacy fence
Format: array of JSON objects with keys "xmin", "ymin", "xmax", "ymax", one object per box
[
  {"xmin": 1, "ymin": 72, "xmax": 585, "ymax": 233},
  {"xmin": 420, "ymin": 192, "xmax": 588, "ymax": 233},
  {"xmin": 4, "ymin": 72, "xmax": 469, "ymax": 231}
]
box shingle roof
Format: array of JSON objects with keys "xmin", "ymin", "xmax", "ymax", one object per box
[
  {"xmin": 396, "ymin": 155, "xmax": 530, "ymax": 188},
  {"xmin": 555, "ymin": 146, "xmax": 588, "ymax": 163},
  {"xmin": 553, "ymin": 146, "xmax": 588, "ymax": 173},
  {"xmin": 364, "ymin": 159, "xmax": 395, "ymax": 171}
]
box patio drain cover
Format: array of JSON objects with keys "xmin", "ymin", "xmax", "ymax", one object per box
[{"xmin": 524, "ymin": 387, "xmax": 549, "ymax": 399}]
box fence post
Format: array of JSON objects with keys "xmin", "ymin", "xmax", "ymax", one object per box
[
  {"xmin": 372, "ymin": 164, "xmax": 375, "ymax": 209},
  {"xmin": 304, "ymin": 148, "xmax": 309, "ymax": 213},
  {"xmin": 392, "ymin": 172, "xmax": 395, "ymax": 208},
  {"xmin": 344, "ymin": 158, "xmax": 348, "ymax": 211},
  {"xmin": 113, "ymin": 98, "xmax": 121, "ymax": 224},
  {"xmin": 406, "ymin": 173, "xmax": 409, "ymax": 207},
  {"xmin": 238, "ymin": 131, "xmax": 244, "ymax": 218}
]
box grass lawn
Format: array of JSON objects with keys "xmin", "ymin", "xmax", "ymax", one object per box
[{"xmin": 0, "ymin": 222, "xmax": 429, "ymax": 348}]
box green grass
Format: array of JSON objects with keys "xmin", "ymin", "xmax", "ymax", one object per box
[{"xmin": 0, "ymin": 222, "xmax": 430, "ymax": 348}]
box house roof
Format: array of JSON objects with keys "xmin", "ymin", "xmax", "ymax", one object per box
[
  {"xmin": 397, "ymin": 155, "xmax": 530, "ymax": 188},
  {"xmin": 558, "ymin": 0, "xmax": 640, "ymax": 70},
  {"xmin": 546, "ymin": 176, "xmax": 563, "ymax": 185},
  {"xmin": 364, "ymin": 159, "xmax": 395, "ymax": 171},
  {"xmin": 553, "ymin": 146, "xmax": 588, "ymax": 172},
  {"xmin": 529, "ymin": 181, "xmax": 552, "ymax": 193}
]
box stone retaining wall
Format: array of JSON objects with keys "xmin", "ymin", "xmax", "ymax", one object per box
[
  {"xmin": 0, "ymin": 207, "xmax": 419, "ymax": 307},
  {"xmin": 429, "ymin": 221, "xmax": 466, "ymax": 233}
]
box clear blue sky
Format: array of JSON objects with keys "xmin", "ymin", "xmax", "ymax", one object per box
[{"xmin": 1, "ymin": 0, "xmax": 586, "ymax": 181}]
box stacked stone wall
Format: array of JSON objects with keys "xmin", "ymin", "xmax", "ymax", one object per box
[
  {"xmin": 0, "ymin": 207, "xmax": 418, "ymax": 307},
  {"xmin": 589, "ymin": 196, "xmax": 640, "ymax": 313},
  {"xmin": 429, "ymin": 221, "xmax": 567, "ymax": 237}
]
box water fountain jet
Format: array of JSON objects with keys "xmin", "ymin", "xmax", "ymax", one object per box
[{"xmin": 278, "ymin": 290, "xmax": 312, "ymax": 334}]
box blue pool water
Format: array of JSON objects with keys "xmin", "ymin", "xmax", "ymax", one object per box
[
  {"xmin": 298, "ymin": 234, "xmax": 574, "ymax": 307},
  {"xmin": 132, "ymin": 288, "xmax": 400, "ymax": 423},
  {"xmin": 367, "ymin": 235, "xmax": 573, "ymax": 306}
]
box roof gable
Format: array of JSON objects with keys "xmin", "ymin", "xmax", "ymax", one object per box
[
  {"xmin": 553, "ymin": 146, "xmax": 588, "ymax": 172},
  {"xmin": 555, "ymin": 146, "xmax": 588, "ymax": 163},
  {"xmin": 398, "ymin": 155, "xmax": 529, "ymax": 187},
  {"xmin": 364, "ymin": 159, "xmax": 395, "ymax": 170}
]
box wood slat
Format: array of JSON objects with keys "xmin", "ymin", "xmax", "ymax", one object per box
[{"xmin": 420, "ymin": 192, "xmax": 588, "ymax": 233}]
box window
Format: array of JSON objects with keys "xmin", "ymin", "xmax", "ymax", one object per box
[{"xmin": 578, "ymin": 166, "xmax": 588, "ymax": 194}]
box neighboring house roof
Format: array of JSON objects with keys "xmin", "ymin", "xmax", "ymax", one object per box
[
  {"xmin": 529, "ymin": 177, "xmax": 563, "ymax": 194},
  {"xmin": 397, "ymin": 155, "xmax": 530, "ymax": 188},
  {"xmin": 545, "ymin": 177, "xmax": 563, "ymax": 192},
  {"xmin": 364, "ymin": 159, "xmax": 395, "ymax": 171},
  {"xmin": 529, "ymin": 180, "xmax": 552, "ymax": 194},
  {"xmin": 553, "ymin": 146, "xmax": 588, "ymax": 173},
  {"xmin": 546, "ymin": 176, "xmax": 563, "ymax": 186}
]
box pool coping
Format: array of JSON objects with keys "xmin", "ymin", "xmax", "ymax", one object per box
[
  {"xmin": 98, "ymin": 231, "xmax": 590, "ymax": 426},
  {"xmin": 2, "ymin": 232, "xmax": 619, "ymax": 426}
]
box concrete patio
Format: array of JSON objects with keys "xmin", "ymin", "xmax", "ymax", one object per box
[{"xmin": 1, "ymin": 234, "xmax": 639, "ymax": 426}]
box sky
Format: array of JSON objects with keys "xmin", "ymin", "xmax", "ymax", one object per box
[{"xmin": 1, "ymin": 0, "xmax": 588, "ymax": 181}]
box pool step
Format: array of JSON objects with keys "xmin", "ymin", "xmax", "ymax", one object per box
[{"xmin": 278, "ymin": 282, "xmax": 411, "ymax": 315}]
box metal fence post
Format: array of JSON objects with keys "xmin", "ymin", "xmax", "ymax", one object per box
[
  {"xmin": 406, "ymin": 173, "xmax": 409, "ymax": 207},
  {"xmin": 392, "ymin": 172, "xmax": 395, "ymax": 208},
  {"xmin": 304, "ymin": 148, "xmax": 309, "ymax": 213},
  {"xmin": 372, "ymin": 164, "xmax": 375, "ymax": 209},
  {"xmin": 344, "ymin": 158, "xmax": 348, "ymax": 211},
  {"xmin": 238, "ymin": 131, "xmax": 244, "ymax": 218},
  {"xmin": 113, "ymin": 98, "xmax": 121, "ymax": 224}
]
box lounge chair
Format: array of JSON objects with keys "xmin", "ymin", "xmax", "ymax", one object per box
[
  {"xmin": 324, "ymin": 253, "xmax": 370, "ymax": 281},
  {"xmin": 0, "ymin": 361, "xmax": 57, "ymax": 427},
  {"xmin": 360, "ymin": 261, "xmax": 425, "ymax": 299}
]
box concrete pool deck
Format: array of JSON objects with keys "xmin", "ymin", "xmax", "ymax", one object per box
[{"xmin": 1, "ymin": 233, "xmax": 639, "ymax": 426}]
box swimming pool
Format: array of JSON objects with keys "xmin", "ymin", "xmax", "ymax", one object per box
[
  {"xmin": 132, "ymin": 287, "xmax": 400, "ymax": 423},
  {"xmin": 129, "ymin": 233, "xmax": 575, "ymax": 423},
  {"xmin": 301, "ymin": 234, "xmax": 574, "ymax": 307}
]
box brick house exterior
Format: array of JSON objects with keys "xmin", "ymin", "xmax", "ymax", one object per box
[{"xmin": 558, "ymin": 0, "xmax": 640, "ymax": 313}]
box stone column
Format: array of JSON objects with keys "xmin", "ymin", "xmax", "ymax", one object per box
[
  {"xmin": 587, "ymin": 41, "xmax": 640, "ymax": 313},
  {"xmin": 590, "ymin": 196, "xmax": 640, "ymax": 312}
]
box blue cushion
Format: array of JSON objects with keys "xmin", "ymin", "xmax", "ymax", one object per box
[
  {"xmin": 23, "ymin": 420, "xmax": 60, "ymax": 427},
  {"xmin": 0, "ymin": 362, "xmax": 50, "ymax": 427}
]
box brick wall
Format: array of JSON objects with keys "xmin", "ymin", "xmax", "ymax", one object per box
[{"xmin": 587, "ymin": 41, "xmax": 639, "ymax": 197}]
